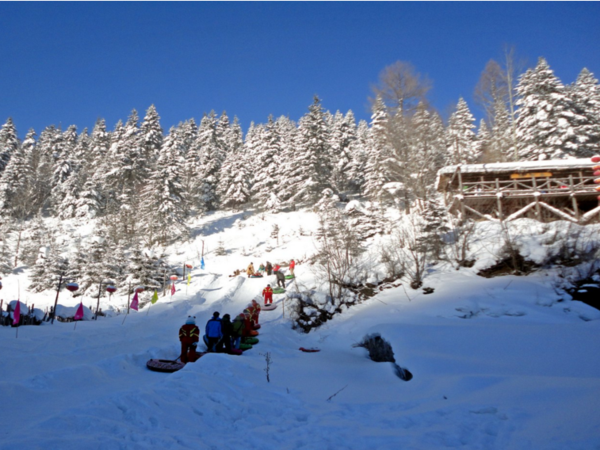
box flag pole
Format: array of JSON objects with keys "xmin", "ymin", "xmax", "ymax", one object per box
[
  {"xmin": 94, "ymin": 281, "xmax": 103, "ymax": 321},
  {"xmin": 122, "ymin": 282, "xmax": 131, "ymax": 325},
  {"xmin": 51, "ymin": 274, "xmax": 64, "ymax": 325}
]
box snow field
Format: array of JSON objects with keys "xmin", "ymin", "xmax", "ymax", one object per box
[{"xmin": 1, "ymin": 209, "xmax": 600, "ymax": 449}]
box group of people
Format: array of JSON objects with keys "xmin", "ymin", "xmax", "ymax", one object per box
[
  {"xmin": 247, "ymin": 259, "xmax": 295, "ymax": 281},
  {"xmin": 178, "ymin": 300, "xmax": 262, "ymax": 363}
]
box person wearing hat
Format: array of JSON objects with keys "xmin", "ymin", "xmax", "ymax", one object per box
[
  {"xmin": 179, "ymin": 316, "xmax": 200, "ymax": 363},
  {"xmin": 205, "ymin": 311, "xmax": 223, "ymax": 352},
  {"xmin": 262, "ymin": 284, "xmax": 274, "ymax": 305}
]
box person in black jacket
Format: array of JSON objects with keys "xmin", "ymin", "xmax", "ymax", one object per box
[
  {"xmin": 221, "ymin": 314, "xmax": 234, "ymax": 353},
  {"xmin": 266, "ymin": 261, "xmax": 273, "ymax": 275}
]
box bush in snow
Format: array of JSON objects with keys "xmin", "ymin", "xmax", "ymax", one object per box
[{"xmin": 287, "ymin": 288, "xmax": 358, "ymax": 333}]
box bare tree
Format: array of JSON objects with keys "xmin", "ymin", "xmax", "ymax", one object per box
[
  {"xmin": 370, "ymin": 61, "xmax": 432, "ymax": 115},
  {"xmin": 474, "ymin": 59, "xmax": 507, "ymax": 126}
]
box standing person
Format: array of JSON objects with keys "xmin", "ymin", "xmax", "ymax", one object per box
[
  {"xmin": 273, "ymin": 263, "xmax": 281, "ymax": 273},
  {"xmin": 179, "ymin": 316, "xmax": 200, "ymax": 363},
  {"xmin": 275, "ymin": 270, "xmax": 286, "ymax": 289},
  {"xmin": 262, "ymin": 284, "xmax": 274, "ymax": 305},
  {"xmin": 258, "ymin": 263, "xmax": 266, "ymax": 274},
  {"xmin": 232, "ymin": 314, "xmax": 245, "ymax": 349},
  {"xmin": 289, "ymin": 259, "xmax": 296, "ymax": 277},
  {"xmin": 250, "ymin": 299, "xmax": 261, "ymax": 326},
  {"xmin": 266, "ymin": 261, "xmax": 273, "ymax": 276},
  {"xmin": 221, "ymin": 314, "xmax": 234, "ymax": 354},
  {"xmin": 205, "ymin": 312, "xmax": 223, "ymax": 352},
  {"xmin": 247, "ymin": 262, "xmax": 255, "ymax": 277}
]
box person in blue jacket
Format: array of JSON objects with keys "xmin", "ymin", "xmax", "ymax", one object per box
[{"xmin": 205, "ymin": 311, "xmax": 223, "ymax": 352}]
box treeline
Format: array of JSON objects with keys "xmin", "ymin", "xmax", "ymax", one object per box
[{"xmin": 0, "ymin": 56, "xmax": 598, "ymax": 294}]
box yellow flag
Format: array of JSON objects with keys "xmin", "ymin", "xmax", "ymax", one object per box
[
  {"xmin": 151, "ymin": 290, "xmax": 159, "ymax": 304},
  {"xmin": 187, "ymin": 273, "xmax": 191, "ymax": 286}
]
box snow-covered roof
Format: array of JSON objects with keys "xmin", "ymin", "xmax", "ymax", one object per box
[{"xmin": 438, "ymin": 158, "xmax": 596, "ymax": 177}]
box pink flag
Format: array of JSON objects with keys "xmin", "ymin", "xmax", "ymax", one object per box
[
  {"xmin": 12, "ymin": 301, "xmax": 20, "ymax": 326},
  {"xmin": 130, "ymin": 292, "xmax": 139, "ymax": 311},
  {"xmin": 171, "ymin": 283, "xmax": 176, "ymax": 296},
  {"xmin": 74, "ymin": 302, "xmax": 84, "ymax": 321}
]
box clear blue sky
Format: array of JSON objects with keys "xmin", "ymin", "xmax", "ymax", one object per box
[{"xmin": 1, "ymin": 2, "xmax": 599, "ymax": 137}]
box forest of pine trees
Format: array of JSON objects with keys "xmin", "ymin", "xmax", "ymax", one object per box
[{"xmin": 0, "ymin": 56, "xmax": 599, "ymax": 293}]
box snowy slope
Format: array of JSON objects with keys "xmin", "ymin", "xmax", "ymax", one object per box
[{"xmin": 1, "ymin": 209, "xmax": 600, "ymax": 450}]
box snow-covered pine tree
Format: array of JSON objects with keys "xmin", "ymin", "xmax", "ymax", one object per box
[
  {"xmin": 476, "ymin": 119, "xmax": 492, "ymax": 162},
  {"xmin": 344, "ymin": 200, "xmax": 384, "ymax": 241},
  {"xmin": 0, "ymin": 218, "xmax": 13, "ymax": 274},
  {"xmin": 21, "ymin": 215, "xmax": 52, "ymax": 265},
  {"xmin": 280, "ymin": 96, "xmax": 332, "ymax": 207},
  {"xmin": 446, "ymin": 98, "xmax": 479, "ymax": 164},
  {"xmin": 30, "ymin": 126, "xmax": 58, "ymax": 215},
  {"xmin": 193, "ymin": 112, "xmax": 223, "ymax": 211},
  {"xmin": 251, "ymin": 116, "xmax": 282, "ymax": 209},
  {"xmin": 515, "ymin": 57, "xmax": 585, "ymax": 160},
  {"xmin": 217, "ymin": 138, "xmax": 251, "ymax": 209},
  {"xmin": 0, "ymin": 118, "xmax": 19, "ymax": 175},
  {"xmin": 347, "ymin": 119, "xmax": 369, "ymax": 194},
  {"xmin": 140, "ymin": 126, "xmax": 187, "ymax": 246},
  {"xmin": 489, "ymin": 98, "xmax": 514, "ymax": 162},
  {"xmin": 127, "ymin": 244, "xmax": 165, "ymax": 294},
  {"xmin": 363, "ymin": 96, "xmax": 393, "ymax": 204},
  {"xmin": 329, "ymin": 111, "xmax": 357, "ymax": 194},
  {"xmin": 0, "ymin": 129, "xmax": 34, "ymax": 219},
  {"xmin": 139, "ymin": 105, "xmax": 163, "ymax": 170},
  {"xmin": 568, "ymin": 68, "xmax": 600, "ymax": 156}
]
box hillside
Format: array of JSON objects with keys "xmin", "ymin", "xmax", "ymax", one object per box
[{"xmin": 1, "ymin": 209, "xmax": 600, "ymax": 450}]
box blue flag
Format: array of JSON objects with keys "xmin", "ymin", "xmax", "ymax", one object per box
[{"xmin": 201, "ymin": 257, "xmax": 205, "ymax": 270}]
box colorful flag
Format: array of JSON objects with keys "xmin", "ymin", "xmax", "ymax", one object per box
[
  {"xmin": 151, "ymin": 290, "xmax": 159, "ymax": 304},
  {"xmin": 130, "ymin": 292, "xmax": 139, "ymax": 311},
  {"xmin": 74, "ymin": 302, "xmax": 84, "ymax": 321},
  {"xmin": 187, "ymin": 273, "xmax": 191, "ymax": 286},
  {"xmin": 12, "ymin": 301, "xmax": 20, "ymax": 326},
  {"xmin": 200, "ymin": 257, "xmax": 205, "ymax": 270},
  {"xmin": 171, "ymin": 283, "xmax": 176, "ymax": 296}
]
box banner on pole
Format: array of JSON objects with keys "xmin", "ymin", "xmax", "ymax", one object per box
[
  {"xmin": 151, "ymin": 290, "xmax": 159, "ymax": 304},
  {"xmin": 200, "ymin": 257, "xmax": 205, "ymax": 270},
  {"xmin": 12, "ymin": 301, "xmax": 20, "ymax": 326},
  {"xmin": 171, "ymin": 283, "xmax": 176, "ymax": 296},
  {"xmin": 74, "ymin": 302, "xmax": 84, "ymax": 321},
  {"xmin": 130, "ymin": 292, "xmax": 139, "ymax": 311},
  {"xmin": 187, "ymin": 273, "xmax": 191, "ymax": 286}
]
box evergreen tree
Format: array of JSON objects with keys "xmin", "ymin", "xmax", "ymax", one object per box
[
  {"xmin": 0, "ymin": 118, "xmax": 19, "ymax": 174},
  {"xmin": 330, "ymin": 111, "xmax": 357, "ymax": 193},
  {"xmin": 281, "ymin": 96, "xmax": 332, "ymax": 206},
  {"xmin": 347, "ymin": 119, "xmax": 369, "ymax": 194},
  {"xmin": 139, "ymin": 105, "xmax": 163, "ymax": 169},
  {"xmin": 568, "ymin": 68, "xmax": 600, "ymax": 156},
  {"xmin": 193, "ymin": 112, "xmax": 222, "ymax": 211},
  {"xmin": 489, "ymin": 98, "xmax": 514, "ymax": 162},
  {"xmin": 251, "ymin": 116, "xmax": 281, "ymax": 208},
  {"xmin": 0, "ymin": 129, "xmax": 35, "ymax": 219},
  {"xmin": 217, "ymin": 139, "xmax": 251, "ymax": 209},
  {"xmin": 446, "ymin": 98, "xmax": 479, "ymax": 164},
  {"xmin": 363, "ymin": 96, "xmax": 393, "ymax": 203},
  {"xmin": 515, "ymin": 57, "xmax": 585, "ymax": 160},
  {"xmin": 141, "ymin": 126, "xmax": 187, "ymax": 245}
]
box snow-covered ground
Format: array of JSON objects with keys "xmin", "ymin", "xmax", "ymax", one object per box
[{"xmin": 1, "ymin": 209, "xmax": 599, "ymax": 449}]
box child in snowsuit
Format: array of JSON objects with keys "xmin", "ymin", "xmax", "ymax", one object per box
[
  {"xmin": 275, "ymin": 270, "xmax": 286, "ymax": 288},
  {"xmin": 179, "ymin": 316, "xmax": 200, "ymax": 363},
  {"xmin": 263, "ymin": 284, "xmax": 274, "ymax": 305},
  {"xmin": 205, "ymin": 312, "xmax": 223, "ymax": 352},
  {"xmin": 289, "ymin": 259, "xmax": 296, "ymax": 277}
]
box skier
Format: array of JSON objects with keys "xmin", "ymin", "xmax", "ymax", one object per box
[
  {"xmin": 205, "ymin": 312, "xmax": 223, "ymax": 352},
  {"xmin": 247, "ymin": 262, "xmax": 255, "ymax": 277},
  {"xmin": 179, "ymin": 316, "xmax": 200, "ymax": 363},
  {"xmin": 289, "ymin": 259, "xmax": 296, "ymax": 277},
  {"xmin": 262, "ymin": 284, "xmax": 274, "ymax": 305},
  {"xmin": 275, "ymin": 270, "xmax": 286, "ymax": 288},
  {"xmin": 221, "ymin": 314, "xmax": 234, "ymax": 354},
  {"xmin": 266, "ymin": 261, "xmax": 273, "ymax": 275}
]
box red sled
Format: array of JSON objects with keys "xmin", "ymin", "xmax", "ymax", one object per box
[{"xmin": 299, "ymin": 347, "xmax": 321, "ymax": 353}]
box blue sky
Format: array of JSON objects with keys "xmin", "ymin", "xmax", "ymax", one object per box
[{"xmin": 1, "ymin": 2, "xmax": 599, "ymax": 137}]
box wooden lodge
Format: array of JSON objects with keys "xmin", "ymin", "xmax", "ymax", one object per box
[{"xmin": 436, "ymin": 158, "xmax": 600, "ymax": 224}]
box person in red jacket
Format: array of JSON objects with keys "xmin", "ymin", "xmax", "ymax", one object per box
[
  {"xmin": 262, "ymin": 284, "xmax": 274, "ymax": 305},
  {"xmin": 289, "ymin": 259, "xmax": 296, "ymax": 277},
  {"xmin": 179, "ymin": 316, "xmax": 200, "ymax": 363},
  {"xmin": 251, "ymin": 299, "xmax": 261, "ymax": 325}
]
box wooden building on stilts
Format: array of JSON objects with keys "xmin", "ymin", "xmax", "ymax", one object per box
[{"xmin": 436, "ymin": 159, "xmax": 600, "ymax": 224}]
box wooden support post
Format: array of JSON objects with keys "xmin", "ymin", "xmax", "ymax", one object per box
[
  {"xmin": 569, "ymin": 175, "xmax": 580, "ymax": 222},
  {"xmin": 532, "ymin": 175, "xmax": 542, "ymax": 219},
  {"xmin": 457, "ymin": 169, "xmax": 466, "ymax": 219},
  {"xmin": 495, "ymin": 178, "xmax": 503, "ymax": 221}
]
